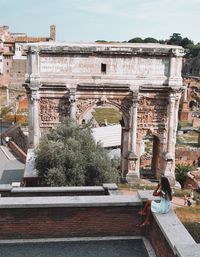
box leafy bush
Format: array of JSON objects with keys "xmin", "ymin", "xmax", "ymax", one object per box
[
  {"xmin": 35, "ymin": 118, "xmax": 119, "ymax": 186},
  {"xmin": 0, "ymin": 106, "xmax": 11, "ymax": 119},
  {"xmin": 175, "ymin": 163, "xmax": 193, "ymax": 188}
]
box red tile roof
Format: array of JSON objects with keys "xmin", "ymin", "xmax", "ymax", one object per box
[{"xmin": 15, "ymin": 36, "xmax": 51, "ymax": 43}]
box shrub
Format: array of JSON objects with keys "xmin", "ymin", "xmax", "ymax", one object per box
[
  {"xmin": 175, "ymin": 163, "xmax": 193, "ymax": 188},
  {"xmin": 35, "ymin": 118, "xmax": 119, "ymax": 186}
]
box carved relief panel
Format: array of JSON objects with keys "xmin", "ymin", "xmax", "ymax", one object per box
[
  {"xmin": 138, "ymin": 97, "xmax": 167, "ymax": 127},
  {"xmin": 40, "ymin": 98, "xmax": 70, "ymax": 127},
  {"xmin": 137, "ymin": 96, "xmax": 168, "ymax": 142},
  {"xmin": 76, "ymin": 98, "xmax": 98, "ymax": 120}
]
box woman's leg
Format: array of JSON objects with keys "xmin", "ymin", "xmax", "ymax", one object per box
[
  {"xmin": 138, "ymin": 200, "xmax": 151, "ymax": 215},
  {"xmin": 140, "ymin": 205, "xmax": 152, "ymax": 226}
]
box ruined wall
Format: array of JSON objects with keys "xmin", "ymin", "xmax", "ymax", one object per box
[
  {"xmin": 175, "ymin": 147, "xmax": 200, "ymax": 166},
  {"xmin": 2, "ymin": 124, "xmax": 28, "ymax": 153},
  {"xmin": 9, "ymin": 59, "xmax": 26, "ymax": 88}
]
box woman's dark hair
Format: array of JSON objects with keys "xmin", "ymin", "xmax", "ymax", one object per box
[{"xmin": 161, "ymin": 176, "xmax": 172, "ymax": 200}]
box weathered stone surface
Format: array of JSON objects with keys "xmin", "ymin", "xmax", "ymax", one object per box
[{"xmin": 24, "ymin": 42, "xmax": 184, "ymax": 181}]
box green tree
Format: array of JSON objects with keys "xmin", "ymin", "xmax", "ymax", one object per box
[
  {"xmin": 0, "ymin": 106, "xmax": 11, "ymax": 119},
  {"xmin": 187, "ymin": 43, "xmax": 200, "ymax": 57},
  {"xmin": 180, "ymin": 37, "xmax": 194, "ymax": 48},
  {"xmin": 143, "ymin": 37, "xmax": 158, "ymax": 43},
  {"xmin": 95, "ymin": 40, "xmax": 108, "ymax": 43},
  {"xmin": 35, "ymin": 118, "xmax": 119, "ymax": 186},
  {"xmin": 158, "ymin": 39, "xmax": 166, "ymax": 44},
  {"xmin": 128, "ymin": 37, "xmax": 144, "ymax": 43},
  {"xmin": 175, "ymin": 163, "xmax": 193, "ymax": 188},
  {"xmin": 167, "ymin": 33, "xmax": 182, "ymax": 46}
]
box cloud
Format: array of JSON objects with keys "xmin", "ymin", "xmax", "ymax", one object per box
[{"xmin": 75, "ymin": 0, "xmax": 130, "ymax": 17}]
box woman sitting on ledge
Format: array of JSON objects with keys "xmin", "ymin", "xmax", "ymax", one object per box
[{"xmin": 138, "ymin": 176, "xmax": 172, "ymax": 227}]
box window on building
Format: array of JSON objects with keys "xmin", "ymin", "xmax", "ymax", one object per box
[
  {"xmin": 7, "ymin": 62, "xmax": 9, "ymax": 66},
  {"xmin": 101, "ymin": 63, "xmax": 106, "ymax": 73}
]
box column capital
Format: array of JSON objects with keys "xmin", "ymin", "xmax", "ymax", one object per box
[
  {"xmin": 132, "ymin": 92, "xmax": 139, "ymax": 107},
  {"xmin": 132, "ymin": 100, "xmax": 138, "ymax": 108},
  {"xmin": 69, "ymin": 94, "xmax": 76, "ymax": 103},
  {"xmin": 69, "ymin": 88, "xmax": 76, "ymax": 103},
  {"xmin": 170, "ymin": 48, "xmax": 185, "ymax": 57},
  {"xmin": 168, "ymin": 93, "xmax": 176, "ymax": 103},
  {"xmin": 31, "ymin": 90, "xmax": 40, "ymax": 102}
]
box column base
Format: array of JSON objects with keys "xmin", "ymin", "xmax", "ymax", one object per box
[
  {"xmin": 164, "ymin": 175, "xmax": 176, "ymax": 187},
  {"xmin": 126, "ymin": 171, "xmax": 140, "ymax": 185}
]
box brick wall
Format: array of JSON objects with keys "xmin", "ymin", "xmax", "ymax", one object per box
[
  {"xmin": 144, "ymin": 219, "xmax": 176, "ymax": 257},
  {"xmin": 8, "ymin": 140, "xmax": 26, "ymax": 163},
  {"xmin": 193, "ymin": 117, "xmax": 200, "ymax": 128},
  {"xmin": 9, "ymin": 59, "xmax": 26, "ymax": 87},
  {"xmin": 175, "ymin": 148, "xmax": 200, "ymax": 166},
  {"xmin": 0, "ymin": 206, "xmax": 141, "ymax": 239},
  {"xmin": 3, "ymin": 123, "xmax": 28, "ymax": 153}
]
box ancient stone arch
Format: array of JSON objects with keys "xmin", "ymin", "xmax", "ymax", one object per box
[
  {"xmin": 24, "ymin": 42, "xmax": 184, "ymax": 184},
  {"xmin": 75, "ymin": 84, "xmax": 132, "ymax": 128}
]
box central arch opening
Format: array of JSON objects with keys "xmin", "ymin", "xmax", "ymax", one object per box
[
  {"xmin": 92, "ymin": 106, "xmax": 122, "ymax": 127},
  {"xmin": 80, "ymin": 104, "xmax": 124, "ymax": 165}
]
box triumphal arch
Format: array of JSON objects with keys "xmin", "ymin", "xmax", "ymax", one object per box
[{"xmin": 24, "ymin": 42, "xmax": 184, "ymax": 183}]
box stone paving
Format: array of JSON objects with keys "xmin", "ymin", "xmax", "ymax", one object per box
[{"xmin": 0, "ymin": 145, "xmax": 24, "ymax": 185}]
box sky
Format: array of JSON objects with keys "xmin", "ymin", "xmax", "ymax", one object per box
[{"xmin": 0, "ymin": 0, "xmax": 199, "ymax": 43}]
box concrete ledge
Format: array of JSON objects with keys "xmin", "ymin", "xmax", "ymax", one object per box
[
  {"xmin": 0, "ymin": 236, "xmax": 150, "ymax": 244},
  {"xmin": 138, "ymin": 190, "xmax": 199, "ymax": 257},
  {"xmin": 0, "ymin": 184, "xmax": 12, "ymax": 192},
  {"xmin": 137, "ymin": 190, "xmax": 160, "ymax": 202},
  {"xmin": 102, "ymin": 183, "xmax": 118, "ymax": 190},
  {"xmin": 153, "ymin": 210, "xmax": 195, "ymax": 253},
  {"xmin": 175, "ymin": 243, "xmax": 200, "ymax": 257},
  {"xmin": 0, "ymin": 195, "xmax": 141, "ymax": 208},
  {"xmin": 11, "ymin": 186, "xmax": 104, "ymax": 193}
]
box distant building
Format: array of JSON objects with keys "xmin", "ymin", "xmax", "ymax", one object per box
[
  {"xmin": 179, "ymin": 77, "xmax": 200, "ymax": 124},
  {"xmin": 0, "ymin": 26, "xmax": 15, "ymax": 86},
  {"xmin": 0, "ymin": 25, "xmax": 56, "ymax": 88}
]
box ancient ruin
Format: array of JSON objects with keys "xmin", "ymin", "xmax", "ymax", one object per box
[{"xmin": 23, "ymin": 42, "xmax": 184, "ymax": 183}]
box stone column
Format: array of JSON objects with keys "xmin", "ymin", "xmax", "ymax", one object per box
[
  {"xmin": 27, "ymin": 91, "xmax": 34, "ymax": 147},
  {"xmin": 131, "ymin": 100, "xmax": 138, "ymax": 153},
  {"xmin": 173, "ymin": 92, "xmax": 181, "ymax": 164},
  {"xmin": 183, "ymin": 84, "xmax": 188, "ymax": 101},
  {"xmin": 121, "ymin": 127, "xmax": 129, "ymax": 180},
  {"xmin": 31, "ymin": 89, "xmax": 40, "ymax": 147},
  {"xmin": 126, "ymin": 95, "xmax": 139, "ymax": 184},
  {"xmin": 166, "ymin": 93, "xmax": 176, "ymax": 157},
  {"xmin": 6, "ymin": 85, "xmax": 9, "ymax": 106},
  {"xmin": 69, "ymin": 89, "xmax": 76, "ymax": 119},
  {"xmin": 164, "ymin": 92, "xmax": 178, "ymax": 184},
  {"xmin": 168, "ymin": 49, "xmax": 184, "ymax": 87},
  {"xmin": 30, "ymin": 50, "xmax": 40, "ymax": 85}
]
